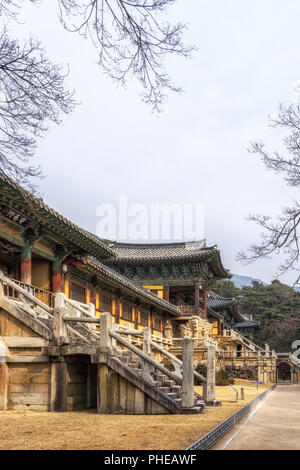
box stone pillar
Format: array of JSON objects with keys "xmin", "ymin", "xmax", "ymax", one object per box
[
  {"xmin": 143, "ymin": 327, "xmax": 152, "ymax": 356},
  {"xmin": 0, "ymin": 341, "xmax": 8, "ymax": 410},
  {"xmin": 20, "ymin": 244, "xmax": 31, "ymax": 284},
  {"xmin": 181, "ymin": 338, "xmax": 194, "ymax": 408},
  {"xmin": 265, "ymin": 343, "xmax": 270, "ymax": 358},
  {"xmin": 203, "ymin": 340, "xmax": 216, "ymax": 403},
  {"xmin": 53, "ymin": 293, "xmax": 69, "ymax": 345},
  {"xmin": 194, "ymin": 281, "xmax": 200, "ymax": 316},
  {"xmin": 100, "ymin": 312, "xmax": 112, "ymax": 352},
  {"xmin": 164, "ymin": 321, "xmax": 173, "ymax": 342},
  {"xmin": 52, "ymin": 259, "xmax": 63, "ymax": 293},
  {"xmin": 50, "ymin": 358, "xmax": 68, "ymax": 411},
  {"xmin": 97, "ymin": 363, "xmax": 108, "ymax": 414}
]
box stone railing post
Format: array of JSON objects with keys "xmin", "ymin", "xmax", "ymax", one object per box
[
  {"xmin": 87, "ymin": 303, "xmax": 96, "ymax": 317},
  {"xmin": 265, "ymin": 343, "xmax": 270, "ymax": 358},
  {"xmin": 0, "ymin": 340, "xmax": 8, "ymax": 410},
  {"xmin": 164, "ymin": 321, "xmax": 173, "ymax": 343},
  {"xmin": 99, "ymin": 312, "xmax": 112, "ymax": 352},
  {"xmin": 87, "ymin": 302, "xmax": 96, "ymax": 330},
  {"xmin": 0, "ymin": 276, "xmax": 4, "ymax": 298},
  {"xmin": 52, "ymin": 293, "xmax": 69, "ymax": 346},
  {"xmin": 181, "ymin": 337, "xmax": 194, "ymax": 408},
  {"xmin": 143, "ymin": 327, "xmax": 152, "ymax": 356},
  {"xmin": 203, "ymin": 338, "xmax": 216, "ymax": 404}
]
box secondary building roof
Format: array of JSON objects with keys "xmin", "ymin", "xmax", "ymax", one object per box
[
  {"xmin": 83, "ymin": 256, "xmax": 182, "ymax": 317},
  {"xmin": 106, "ymin": 240, "xmax": 231, "ymax": 280}
]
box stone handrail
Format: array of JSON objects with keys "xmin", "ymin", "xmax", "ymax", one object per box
[
  {"xmin": 63, "ymin": 295, "xmax": 95, "ymax": 318},
  {"xmin": 0, "ymin": 271, "xmax": 54, "ymax": 317},
  {"xmin": 150, "ymin": 338, "xmax": 207, "ymax": 384},
  {"xmin": 223, "ymin": 327, "xmax": 264, "ymax": 353},
  {"xmin": 109, "ymin": 328, "xmax": 183, "ymax": 386}
]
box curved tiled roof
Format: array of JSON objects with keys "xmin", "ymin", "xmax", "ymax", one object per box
[
  {"xmin": 0, "ymin": 172, "xmax": 114, "ymax": 259},
  {"xmin": 205, "ymin": 293, "xmax": 244, "ymax": 322},
  {"xmin": 107, "ymin": 240, "xmax": 231, "ymax": 279},
  {"xmin": 85, "ymin": 257, "xmax": 182, "ymax": 317},
  {"xmin": 206, "ymin": 297, "xmax": 237, "ymax": 311}
]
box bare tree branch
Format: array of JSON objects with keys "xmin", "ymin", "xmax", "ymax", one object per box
[
  {"xmin": 56, "ymin": 0, "xmax": 194, "ymax": 111},
  {"xmin": 0, "ymin": 28, "xmax": 76, "ymax": 191},
  {"xmin": 239, "ymin": 103, "xmax": 300, "ymax": 284}
]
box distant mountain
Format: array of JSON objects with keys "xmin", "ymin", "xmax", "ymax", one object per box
[{"xmin": 231, "ymin": 274, "xmax": 267, "ymax": 288}]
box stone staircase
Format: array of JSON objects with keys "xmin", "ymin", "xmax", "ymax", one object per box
[{"xmin": 113, "ymin": 349, "xmax": 205, "ymax": 414}]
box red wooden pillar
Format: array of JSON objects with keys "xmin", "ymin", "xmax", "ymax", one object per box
[
  {"xmin": 20, "ymin": 244, "xmax": 31, "ymax": 285},
  {"xmin": 90, "ymin": 289, "xmax": 96, "ymax": 306},
  {"xmin": 163, "ymin": 284, "xmax": 169, "ymax": 302},
  {"xmin": 115, "ymin": 298, "xmax": 120, "ymax": 324},
  {"xmin": 202, "ymin": 291, "xmax": 207, "ymax": 319},
  {"xmin": 194, "ymin": 281, "xmax": 200, "ymax": 316},
  {"xmin": 52, "ymin": 260, "xmax": 63, "ymax": 293}
]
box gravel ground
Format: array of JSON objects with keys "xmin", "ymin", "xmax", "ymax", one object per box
[{"xmin": 0, "ymin": 381, "xmax": 269, "ymax": 450}]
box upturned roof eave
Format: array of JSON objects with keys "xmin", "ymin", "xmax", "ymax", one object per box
[
  {"xmin": 0, "ymin": 172, "xmax": 115, "ymax": 260},
  {"xmin": 85, "ymin": 257, "xmax": 181, "ymax": 317}
]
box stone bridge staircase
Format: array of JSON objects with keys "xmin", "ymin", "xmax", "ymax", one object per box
[
  {"xmin": 111, "ymin": 349, "xmax": 205, "ymax": 414},
  {"xmin": 0, "ymin": 272, "xmax": 209, "ymax": 415}
]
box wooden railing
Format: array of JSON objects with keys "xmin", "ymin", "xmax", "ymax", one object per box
[
  {"xmin": 179, "ymin": 305, "xmax": 205, "ymax": 316},
  {"xmin": 180, "ymin": 305, "xmax": 195, "ymax": 315},
  {"xmin": 3, "ymin": 277, "xmax": 55, "ymax": 308},
  {"xmin": 0, "ymin": 272, "xmax": 54, "ymax": 318}
]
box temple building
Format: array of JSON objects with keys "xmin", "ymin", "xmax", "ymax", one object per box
[
  {"xmin": 0, "ymin": 172, "xmax": 286, "ymax": 415},
  {"xmin": 0, "ymin": 173, "xmax": 182, "ymax": 338}
]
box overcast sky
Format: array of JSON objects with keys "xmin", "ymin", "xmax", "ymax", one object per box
[{"xmin": 7, "ymin": 1, "xmax": 300, "ymax": 285}]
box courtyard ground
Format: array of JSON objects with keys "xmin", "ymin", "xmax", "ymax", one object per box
[{"xmin": 0, "ymin": 381, "xmax": 270, "ymax": 450}]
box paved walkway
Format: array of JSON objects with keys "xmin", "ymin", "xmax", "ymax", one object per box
[{"xmin": 213, "ymin": 385, "xmax": 300, "ymax": 450}]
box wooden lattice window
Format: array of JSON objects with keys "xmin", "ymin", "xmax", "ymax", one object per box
[
  {"xmin": 71, "ymin": 282, "xmax": 85, "ymax": 303},
  {"xmin": 140, "ymin": 311, "xmax": 148, "ymax": 326},
  {"xmin": 153, "ymin": 316, "xmax": 162, "ymax": 331},
  {"xmin": 101, "ymin": 295, "xmax": 111, "ymax": 313},
  {"xmin": 122, "ymin": 304, "xmax": 132, "ymax": 321}
]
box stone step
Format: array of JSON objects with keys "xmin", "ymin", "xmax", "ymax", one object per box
[
  {"xmin": 153, "ymin": 380, "xmax": 163, "ymax": 388},
  {"xmin": 180, "ymin": 406, "xmax": 204, "ymax": 415},
  {"xmin": 129, "ymin": 357, "xmax": 140, "ymax": 364},
  {"xmin": 158, "ymin": 386, "xmax": 171, "ymax": 394},
  {"xmin": 162, "ymin": 379, "xmax": 175, "ymax": 388},
  {"xmin": 166, "ymin": 392, "xmax": 178, "ymax": 400},
  {"xmin": 174, "ymin": 396, "xmax": 200, "ymax": 406},
  {"xmin": 130, "ymin": 367, "xmax": 142, "ymax": 377},
  {"xmin": 171, "ymin": 385, "xmax": 181, "ymax": 395},
  {"xmin": 155, "ymin": 374, "xmax": 168, "ymax": 382}
]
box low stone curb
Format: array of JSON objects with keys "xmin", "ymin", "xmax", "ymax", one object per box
[{"xmin": 186, "ymin": 384, "xmax": 277, "ymax": 450}]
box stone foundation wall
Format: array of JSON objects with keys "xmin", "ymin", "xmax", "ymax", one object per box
[
  {"xmin": 97, "ymin": 364, "xmax": 170, "ymax": 415},
  {"xmin": 7, "ymin": 362, "xmax": 51, "ymax": 411},
  {"xmin": 225, "ymin": 364, "xmax": 258, "ymax": 381}
]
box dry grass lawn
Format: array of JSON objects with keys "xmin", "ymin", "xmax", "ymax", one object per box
[{"xmin": 0, "ymin": 381, "xmax": 270, "ymax": 450}]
